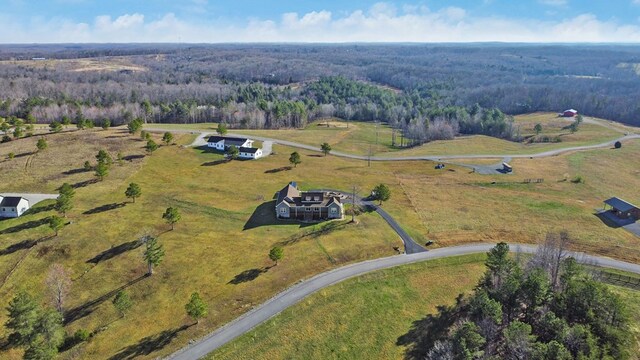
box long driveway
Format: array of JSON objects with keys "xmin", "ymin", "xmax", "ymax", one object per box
[
  {"xmin": 167, "ymin": 243, "xmax": 640, "ymax": 360},
  {"xmin": 312, "ymin": 189, "xmax": 427, "ymax": 254},
  {"xmin": 146, "ymin": 127, "xmax": 640, "ymax": 162}
]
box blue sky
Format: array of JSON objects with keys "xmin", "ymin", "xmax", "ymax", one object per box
[{"xmin": 1, "ymin": 0, "xmax": 640, "ymax": 42}]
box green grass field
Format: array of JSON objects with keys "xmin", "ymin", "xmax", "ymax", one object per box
[{"xmin": 209, "ymin": 254, "xmax": 640, "ymax": 359}]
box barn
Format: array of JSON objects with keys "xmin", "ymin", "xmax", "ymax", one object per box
[{"xmin": 563, "ymin": 109, "xmax": 578, "ymax": 118}]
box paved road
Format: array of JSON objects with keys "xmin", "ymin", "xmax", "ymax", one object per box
[
  {"xmin": 167, "ymin": 243, "xmax": 640, "ymax": 360},
  {"xmin": 145, "ymin": 126, "xmax": 640, "ymax": 162},
  {"xmin": 0, "ymin": 193, "xmax": 58, "ymax": 206}
]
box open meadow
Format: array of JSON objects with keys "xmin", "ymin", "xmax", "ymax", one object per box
[
  {"xmin": 217, "ymin": 113, "xmax": 627, "ymax": 157},
  {"xmin": 0, "ymin": 119, "xmax": 639, "ymax": 358},
  {"xmin": 210, "ymin": 254, "xmax": 640, "ymax": 359},
  {"xmin": 0, "ymin": 127, "xmax": 402, "ymax": 359}
]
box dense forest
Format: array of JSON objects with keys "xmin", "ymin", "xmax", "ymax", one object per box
[
  {"xmin": 403, "ymin": 239, "xmax": 631, "ymax": 359},
  {"xmin": 0, "ymin": 43, "xmax": 639, "ymax": 144}
]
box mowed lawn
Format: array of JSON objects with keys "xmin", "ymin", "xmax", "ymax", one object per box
[
  {"xmin": 209, "ymin": 253, "xmax": 640, "ymax": 360},
  {"xmin": 0, "ymin": 129, "xmax": 405, "ymax": 359}
]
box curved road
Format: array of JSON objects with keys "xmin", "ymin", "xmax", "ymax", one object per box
[
  {"xmin": 167, "ymin": 243, "xmax": 640, "ymax": 360},
  {"xmin": 146, "ymin": 127, "xmax": 640, "ymax": 162}
]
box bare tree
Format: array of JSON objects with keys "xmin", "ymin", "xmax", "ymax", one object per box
[
  {"xmin": 45, "ymin": 264, "xmax": 72, "ymax": 316},
  {"xmin": 527, "ymin": 231, "xmax": 572, "ymax": 289}
]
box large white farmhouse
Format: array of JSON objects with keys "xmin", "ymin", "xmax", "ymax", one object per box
[
  {"xmin": 0, "ymin": 196, "xmax": 30, "ymax": 218},
  {"xmin": 207, "ymin": 136, "xmax": 263, "ymax": 159},
  {"xmin": 207, "ymin": 136, "xmax": 253, "ymax": 151}
]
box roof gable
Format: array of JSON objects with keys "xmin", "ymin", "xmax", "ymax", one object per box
[{"xmin": 0, "ymin": 197, "xmax": 26, "ymax": 207}]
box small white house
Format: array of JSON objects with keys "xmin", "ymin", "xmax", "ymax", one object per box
[
  {"xmin": 207, "ymin": 136, "xmax": 254, "ymax": 151},
  {"xmin": 0, "ymin": 196, "xmax": 30, "ymax": 218},
  {"xmin": 239, "ymin": 147, "xmax": 263, "ymax": 159}
]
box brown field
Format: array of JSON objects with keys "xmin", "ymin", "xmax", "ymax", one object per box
[
  {"xmin": 0, "ymin": 57, "xmax": 147, "ymax": 73},
  {"xmin": 0, "ymin": 121, "xmax": 639, "ymax": 359}
]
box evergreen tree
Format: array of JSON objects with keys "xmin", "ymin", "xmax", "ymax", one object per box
[
  {"xmin": 112, "ymin": 290, "xmax": 133, "ymax": 318},
  {"xmin": 36, "ymin": 138, "xmax": 48, "ymax": 152},
  {"xmin": 125, "ymin": 183, "xmax": 142, "ymax": 203},
  {"xmin": 320, "ymin": 142, "xmax": 332, "ymax": 156},
  {"xmin": 48, "ymin": 216, "xmax": 64, "ymax": 236},
  {"xmin": 162, "ymin": 207, "xmax": 181, "ymax": 230},
  {"xmin": 185, "ymin": 292, "xmax": 208, "ymax": 325},
  {"xmin": 143, "ymin": 236, "xmax": 165, "ymax": 276},
  {"xmin": 162, "ymin": 132, "xmax": 173, "ymax": 145},
  {"xmin": 269, "ymin": 246, "xmax": 284, "ymax": 266},
  {"xmin": 289, "ymin": 151, "xmax": 301, "ymax": 167},
  {"xmin": 146, "ymin": 139, "xmax": 158, "ymax": 154},
  {"xmin": 5, "ymin": 291, "xmax": 39, "ymax": 346},
  {"xmin": 216, "ymin": 123, "xmax": 228, "ymax": 135}
]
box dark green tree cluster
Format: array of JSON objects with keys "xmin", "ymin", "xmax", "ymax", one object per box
[
  {"xmin": 417, "ymin": 241, "xmax": 630, "ymax": 359},
  {"xmin": 5, "ymin": 291, "xmax": 65, "ymax": 359}
]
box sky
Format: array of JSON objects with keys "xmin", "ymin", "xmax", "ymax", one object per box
[{"xmin": 1, "ymin": 0, "xmax": 640, "ymax": 43}]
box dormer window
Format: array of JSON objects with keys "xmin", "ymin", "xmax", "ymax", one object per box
[
  {"xmin": 314, "ymin": 196, "xmax": 320, "ymax": 201},
  {"xmin": 305, "ymin": 196, "xmax": 311, "ymax": 201}
]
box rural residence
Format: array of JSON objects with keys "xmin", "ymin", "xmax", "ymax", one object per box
[
  {"xmin": 207, "ymin": 136, "xmax": 263, "ymax": 159},
  {"xmin": 0, "ymin": 196, "xmax": 29, "ymax": 218},
  {"xmin": 275, "ymin": 182, "xmax": 344, "ymax": 221},
  {"xmin": 562, "ymin": 109, "xmax": 578, "ymax": 117}
]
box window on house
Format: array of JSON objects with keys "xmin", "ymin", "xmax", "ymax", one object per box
[
  {"xmin": 306, "ymin": 207, "xmax": 311, "ymax": 211},
  {"xmin": 331, "ymin": 208, "xmax": 337, "ymax": 213},
  {"xmin": 305, "ymin": 196, "xmax": 311, "ymax": 201},
  {"xmin": 314, "ymin": 208, "xmax": 320, "ymax": 212},
  {"xmin": 280, "ymin": 208, "xmax": 286, "ymax": 213},
  {"xmin": 314, "ymin": 196, "xmax": 320, "ymax": 201}
]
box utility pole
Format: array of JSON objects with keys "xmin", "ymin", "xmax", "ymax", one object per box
[{"xmin": 351, "ymin": 185, "xmax": 359, "ymax": 223}]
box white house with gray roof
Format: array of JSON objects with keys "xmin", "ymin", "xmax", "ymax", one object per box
[
  {"xmin": 207, "ymin": 135, "xmax": 263, "ymax": 159},
  {"xmin": 0, "ymin": 196, "xmax": 30, "ymax": 218}
]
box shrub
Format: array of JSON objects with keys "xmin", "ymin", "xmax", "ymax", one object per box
[
  {"xmin": 571, "ymin": 175, "xmax": 585, "ymax": 184},
  {"xmin": 74, "ymin": 329, "xmax": 91, "ymax": 342},
  {"xmin": 614, "ymin": 141, "xmax": 622, "ymax": 149}
]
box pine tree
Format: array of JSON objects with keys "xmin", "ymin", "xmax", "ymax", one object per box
[
  {"xmin": 143, "ymin": 236, "xmax": 165, "ymax": 276},
  {"xmin": 185, "ymin": 292, "xmax": 208, "ymax": 325}
]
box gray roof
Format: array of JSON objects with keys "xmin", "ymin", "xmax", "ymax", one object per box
[
  {"xmin": 275, "ymin": 183, "xmax": 341, "ymax": 207},
  {"xmin": 0, "ymin": 196, "xmax": 26, "ymax": 207},
  {"xmin": 604, "ymin": 197, "xmax": 639, "ymax": 212},
  {"xmin": 277, "ymin": 183, "xmax": 300, "ymax": 205},
  {"xmin": 239, "ymin": 147, "xmax": 260, "ymax": 154},
  {"xmin": 207, "ymin": 136, "xmax": 250, "ymax": 147}
]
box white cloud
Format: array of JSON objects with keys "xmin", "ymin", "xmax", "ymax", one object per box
[{"xmin": 1, "ymin": 4, "xmax": 640, "ymax": 43}]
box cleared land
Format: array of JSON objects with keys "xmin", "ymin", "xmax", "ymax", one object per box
[
  {"xmin": 0, "ymin": 128, "xmax": 402, "ymax": 359},
  {"xmin": 223, "ymin": 113, "xmax": 626, "ymax": 157},
  {"xmin": 0, "ymin": 57, "xmax": 147, "ymax": 73},
  {"xmin": 1, "ymin": 118, "xmax": 640, "ymax": 359},
  {"xmin": 209, "ymin": 254, "xmax": 640, "ymax": 359}
]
